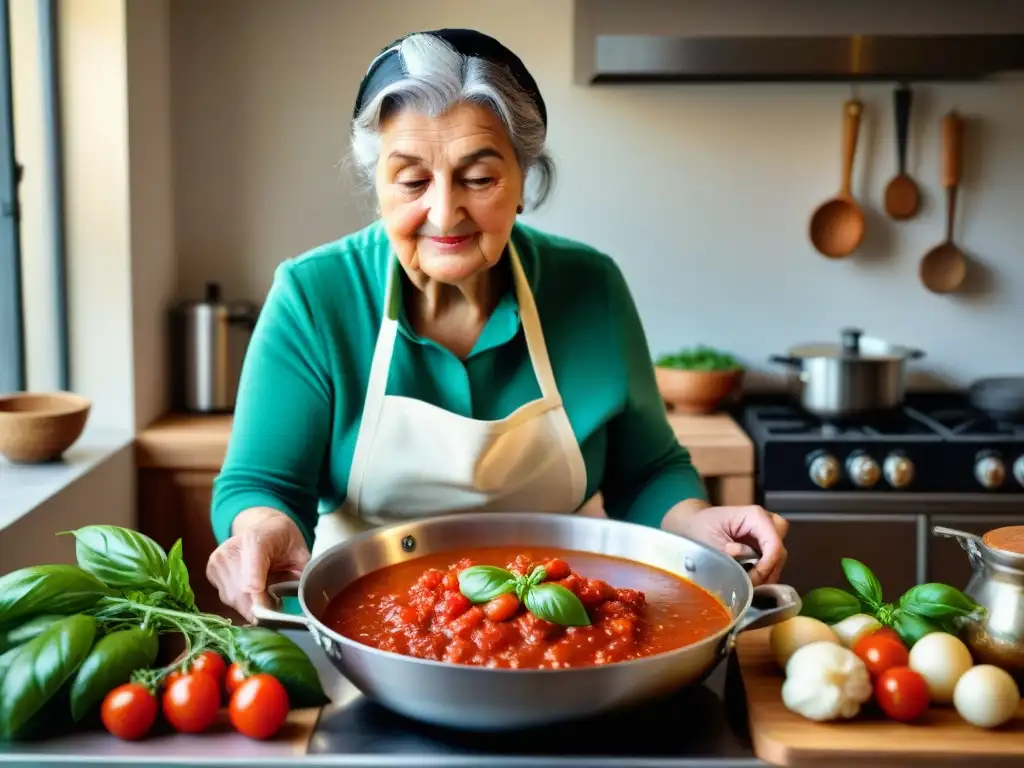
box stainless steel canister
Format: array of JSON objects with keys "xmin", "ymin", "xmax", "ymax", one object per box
[
  {"xmin": 769, "ymin": 328, "xmax": 925, "ymax": 419},
  {"xmin": 169, "ymin": 282, "xmax": 258, "ymax": 413}
]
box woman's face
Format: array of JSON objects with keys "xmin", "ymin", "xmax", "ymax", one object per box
[{"xmin": 375, "ymin": 102, "xmax": 525, "ymax": 286}]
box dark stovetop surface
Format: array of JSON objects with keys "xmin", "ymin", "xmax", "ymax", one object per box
[
  {"xmin": 738, "ymin": 391, "xmax": 1024, "ymax": 442},
  {"xmin": 308, "ymin": 654, "xmax": 761, "ymax": 767}
]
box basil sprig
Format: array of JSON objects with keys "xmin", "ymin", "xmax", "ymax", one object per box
[
  {"xmin": 799, "ymin": 557, "xmax": 984, "ymax": 647},
  {"xmin": 458, "ymin": 564, "xmax": 591, "ymax": 627},
  {"xmin": 0, "ymin": 524, "xmax": 328, "ymax": 742}
]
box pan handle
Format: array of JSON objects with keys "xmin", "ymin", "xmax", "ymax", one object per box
[
  {"xmin": 250, "ymin": 580, "xmax": 310, "ymax": 630},
  {"xmin": 769, "ymin": 355, "xmax": 801, "ymax": 367},
  {"xmin": 724, "ymin": 583, "xmax": 802, "ymax": 655}
]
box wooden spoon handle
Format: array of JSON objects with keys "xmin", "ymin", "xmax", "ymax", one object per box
[
  {"xmin": 894, "ymin": 86, "xmax": 912, "ymax": 174},
  {"xmin": 840, "ymin": 99, "xmax": 863, "ymax": 198},
  {"xmin": 942, "ymin": 110, "xmax": 964, "ymax": 189}
]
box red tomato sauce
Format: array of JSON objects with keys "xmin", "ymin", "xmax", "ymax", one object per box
[{"xmin": 323, "ymin": 546, "xmax": 733, "ymax": 670}]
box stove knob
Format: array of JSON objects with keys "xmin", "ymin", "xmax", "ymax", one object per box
[
  {"xmin": 808, "ymin": 454, "xmax": 840, "ymax": 489},
  {"xmin": 883, "ymin": 454, "xmax": 915, "ymax": 489},
  {"xmin": 1013, "ymin": 456, "xmax": 1024, "ymax": 488},
  {"xmin": 847, "ymin": 453, "xmax": 881, "ymax": 489},
  {"xmin": 974, "ymin": 456, "xmax": 1006, "ymax": 490}
]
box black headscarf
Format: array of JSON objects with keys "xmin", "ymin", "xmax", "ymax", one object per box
[{"xmin": 352, "ymin": 28, "xmax": 547, "ymax": 127}]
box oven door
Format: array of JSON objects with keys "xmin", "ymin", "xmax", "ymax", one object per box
[{"xmin": 769, "ymin": 512, "xmax": 923, "ymax": 600}]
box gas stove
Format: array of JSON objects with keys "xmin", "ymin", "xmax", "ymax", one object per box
[
  {"xmin": 737, "ymin": 393, "xmax": 1024, "ymax": 599},
  {"xmin": 742, "ymin": 393, "xmax": 1024, "ymax": 497}
]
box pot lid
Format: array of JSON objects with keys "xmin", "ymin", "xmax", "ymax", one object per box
[{"xmin": 787, "ymin": 328, "xmax": 924, "ymax": 362}]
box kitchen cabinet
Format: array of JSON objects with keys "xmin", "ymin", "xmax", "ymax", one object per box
[
  {"xmin": 136, "ymin": 467, "xmax": 241, "ymax": 623},
  {"xmin": 774, "ymin": 513, "xmax": 921, "ymax": 599},
  {"xmin": 135, "ymin": 412, "xmax": 755, "ymax": 621}
]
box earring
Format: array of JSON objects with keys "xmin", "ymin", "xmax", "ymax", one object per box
[{"xmin": 516, "ymin": 204, "xmax": 524, "ymax": 214}]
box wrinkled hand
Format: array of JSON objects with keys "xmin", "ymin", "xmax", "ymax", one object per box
[
  {"xmin": 206, "ymin": 508, "xmax": 310, "ymax": 622},
  {"xmin": 668, "ymin": 505, "xmax": 789, "ymax": 586}
]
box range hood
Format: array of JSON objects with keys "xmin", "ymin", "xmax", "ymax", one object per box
[{"xmin": 590, "ymin": 34, "xmax": 1024, "ymax": 83}]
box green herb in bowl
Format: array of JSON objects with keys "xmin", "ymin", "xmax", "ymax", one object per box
[{"xmin": 654, "ymin": 345, "xmax": 743, "ymax": 372}]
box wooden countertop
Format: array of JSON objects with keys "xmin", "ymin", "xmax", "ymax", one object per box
[{"xmin": 136, "ymin": 411, "xmax": 753, "ymax": 477}]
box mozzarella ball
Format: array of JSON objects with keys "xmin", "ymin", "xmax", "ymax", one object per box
[
  {"xmin": 908, "ymin": 632, "xmax": 974, "ymax": 705},
  {"xmin": 953, "ymin": 665, "xmax": 1021, "ymax": 728}
]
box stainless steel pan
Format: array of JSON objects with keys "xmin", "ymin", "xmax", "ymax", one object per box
[{"xmin": 252, "ymin": 512, "xmax": 800, "ymax": 731}]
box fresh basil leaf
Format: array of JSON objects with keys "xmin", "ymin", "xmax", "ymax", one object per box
[
  {"xmin": 165, "ymin": 539, "xmax": 196, "ymax": 610},
  {"xmin": 899, "ymin": 583, "xmax": 981, "ymax": 620},
  {"xmin": 232, "ymin": 628, "xmax": 328, "ymax": 708},
  {"xmin": 0, "ymin": 615, "xmax": 67, "ymax": 655},
  {"xmin": 0, "ymin": 614, "xmax": 97, "ymax": 739},
  {"xmin": 840, "ymin": 558, "xmax": 884, "ymax": 609},
  {"xmin": 528, "ymin": 566, "xmax": 547, "ymax": 587},
  {"xmin": 0, "ymin": 566, "xmax": 116, "ymax": 625},
  {"xmin": 893, "ymin": 609, "xmax": 941, "ymax": 648},
  {"xmin": 0, "ymin": 644, "xmax": 24, "ymax": 688},
  {"xmin": 64, "ymin": 525, "xmax": 169, "ymax": 592},
  {"xmin": 458, "ymin": 566, "xmax": 517, "ymax": 604},
  {"xmin": 69, "ymin": 627, "xmax": 159, "ymax": 722},
  {"xmin": 523, "ymin": 583, "xmax": 591, "ymax": 627},
  {"xmin": 798, "ymin": 587, "xmax": 862, "ymax": 624},
  {"xmin": 8, "ymin": 678, "xmax": 75, "ymax": 741}
]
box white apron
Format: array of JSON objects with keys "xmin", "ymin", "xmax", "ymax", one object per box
[{"xmin": 310, "ymin": 240, "xmax": 595, "ymax": 559}]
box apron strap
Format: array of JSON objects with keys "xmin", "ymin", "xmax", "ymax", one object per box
[
  {"xmin": 507, "ymin": 241, "xmax": 560, "ymax": 403},
  {"xmin": 344, "ymin": 260, "xmax": 400, "ymax": 509}
]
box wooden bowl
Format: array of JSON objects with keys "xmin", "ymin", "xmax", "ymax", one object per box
[
  {"xmin": 654, "ymin": 368, "xmax": 744, "ymax": 414},
  {"xmin": 0, "ymin": 392, "xmax": 91, "ymax": 463}
]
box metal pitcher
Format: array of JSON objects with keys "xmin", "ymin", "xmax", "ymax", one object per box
[
  {"xmin": 932, "ymin": 525, "xmax": 1024, "ymax": 683},
  {"xmin": 169, "ymin": 282, "xmax": 259, "ymax": 413}
]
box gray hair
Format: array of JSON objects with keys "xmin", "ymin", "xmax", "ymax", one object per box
[{"xmin": 350, "ymin": 33, "xmax": 555, "ymax": 209}]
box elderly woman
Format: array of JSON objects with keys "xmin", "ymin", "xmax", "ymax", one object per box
[{"xmin": 206, "ymin": 28, "xmax": 788, "ymax": 621}]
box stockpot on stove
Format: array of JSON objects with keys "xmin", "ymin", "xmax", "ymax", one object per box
[
  {"xmin": 251, "ymin": 511, "xmax": 800, "ymax": 731},
  {"xmin": 770, "ymin": 327, "xmax": 925, "ymax": 419}
]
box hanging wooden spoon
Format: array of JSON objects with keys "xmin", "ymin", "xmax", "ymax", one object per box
[
  {"xmin": 920, "ymin": 111, "xmax": 967, "ymax": 293},
  {"xmin": 884, "ymin": 85, "xmax": 921, "ymax": 220},
  {"xmin": 810, "ymin": 99, "xmax": 865, "ymax": 259}
]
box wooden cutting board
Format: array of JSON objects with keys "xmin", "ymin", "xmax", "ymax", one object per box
[{"xmin": 735, "ymin": 627, "xmax": 1024, "ymax": 767}]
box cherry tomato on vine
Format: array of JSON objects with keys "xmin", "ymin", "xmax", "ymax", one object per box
[
  {"xmin": 162, "ymin": 672, "xmax": 222, "ymax": 733},
  {"xmin": 190, "ymin": 650, "xmax": 228, "ymax": 686},
  {"xmin": 854, "ymin": 633, "xmax": 909, "ymax": 679},
  {"xmin": 101, "ymin": 683, "xmax": 159, "ymax": 741},
  {"xmin": 226, "ymin": 662, "xmax": 249, "ymax": 696},
  {"xmin": 229, "ymin": 674, "xmax": 291, "ymax": 740},
  {"xmin": 875, "ymin": 666, "xmax": 931, "ymax": 721}
]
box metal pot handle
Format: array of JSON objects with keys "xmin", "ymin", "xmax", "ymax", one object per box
[
  {"xmin": 250, "ymin": 580, "xmax": 310, "ymax": 630},
  {"xmin": 733, "ymin": 583, "xmax": 802, "ymax": 635},
  {"xmin": 932, "ymin": 525, "xmax": 985, "ymax": 570},
  {"xmin": 769, "ymin": 355, "xmax": 801, "ymax": 367}
]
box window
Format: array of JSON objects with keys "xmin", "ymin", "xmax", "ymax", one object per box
[
  {"xmin": 0, "ymin": 0, "xmax": 67, "ymax": 395},
  {"xmin": 0, "ymin": 0, "xmax": 21, "ymax": 392}
]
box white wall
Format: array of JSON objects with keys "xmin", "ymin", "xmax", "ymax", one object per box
[
  {"xmin": 126, "ymin": 0, "xmax": 177, "ymax": 429},
  {"xmin": 168, "ymin": 0, "xmax": 1024, "ymax": 389},
  {"xmin": 58, "ymin": 0, "xmax": 135, "ymax": 431}
]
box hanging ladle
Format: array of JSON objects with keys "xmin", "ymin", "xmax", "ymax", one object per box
[
  {"xmin": 809, "ymin": 99, "xmax": 865, "ymax": 258},
  {"xmin": 920, "ymin": 111, "xmax": 967, "ymax": 294},
  {"xmin": 883, "ymin": 85, "xmax": 921, "ymax": 220}
]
